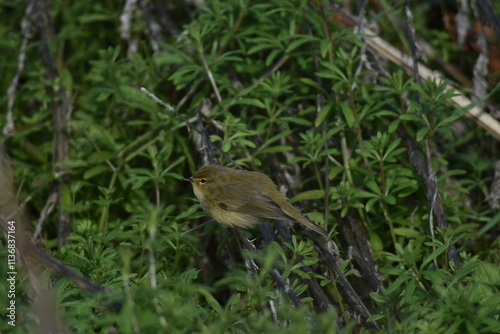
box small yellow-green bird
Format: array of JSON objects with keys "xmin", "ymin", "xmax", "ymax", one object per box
[{"xmin": 183, "ymin": 165, "xmax": 328, "ymax": 237}]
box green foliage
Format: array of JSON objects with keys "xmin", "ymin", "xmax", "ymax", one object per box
[
  {"xmin": 371, "ymin": 245, "xmax": 500, "ymax": 333},
  {"xmin": 1, "ymin": 0, "xmax": 499, "ymax": 333}
]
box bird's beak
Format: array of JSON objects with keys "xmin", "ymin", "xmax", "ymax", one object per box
[{"xmin": 181, "ymin": 176, "xmax": 194, "ymax": 182}]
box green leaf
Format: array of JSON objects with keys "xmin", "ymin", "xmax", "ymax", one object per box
[
  {"xmin": 210, "ymin": 134, "xmax": 222, "ymax": 143},
  {"xmin": 300, "ymin": 77, "xmax": 326, "ymax": 94},
  {"xmin": 88, "ymin": 151, "xmax": 115, "ymax": 164},
  {"xmin": 420, "ymin": 242, "xmax": 451, "ymax": 269},
  {"xmin": 129, "ymin": 176, "xmax": 150, "ymax": 190},
  {"xmin": 388, "ymin": 119, "xmax": 400, "ymax": 133},
  {"xmin": 416, "ymin": 127, "xmax": 429, "ymax": 141},
  {"xmin": 365, "ymin": 197, "xmax": 378, "ymax": 212},
  {"xmin": 369, "ymin": 292, "xmax": 387, "ymax": 304},
  {"xmin": 57, "ymin": 159, "xmax": 88, "ymax": 168},
  {"xmin": 340, "ymin": 103, "xmax": 354, "ymax": 127},
  {"xmin": 320, "ymin": 40, "xmax": 329, "ymax": 58},
  {"xmin": 369, "ymin": 232, "xmax": 383, "ymax": 251},
  {"xmin": 248, "ymin": 43, "xmax": 277, "ymax": 55},
  {"xmin": 285, "ymin": 35, "xmax": 319, "ymax": 53},
  {"xmin": 399, "ymin": 114, "xmax": 421, "ymax": 122},
  {"xmin": 265, "ymin": 49, "xmax": 282, "ymax": 66},
  {"xmin": 238, "ymin": 139, "xmax": 256, "ymax": 148},
  {"xmin": 384, "ymin": 138, "xmax": 402, "ymax": 157},
  {"xmin": 261, "ymin": 145, "xmax": 293, "ymax": 154},
  {"xmin": 367, "ymin": 313, "xmax": 386, "ymax": 322},
  {"xmin": 314, "ymin": 104, "xmax": 332, "ymax": 127},
  {"xmin": 341, "ymin": 206, "xmax": 348, "ymax": 217},
  {"xmin": 61, "ymin": 68, "xmax": 74, "ymax": 92},
  {"xmin": 436, "ymin": 111, "xmax": 464, "ymax": 129},
  {"xmin": 77, "ymin": 14, "xmax": 113, "ymax": 24},
  {"xmin": 290, "ymin": 189, "xmax": 325, "ymax": 203},
  {"xmin": 117, "ymin": 86, "xmax": 160, "ymax": 114},
  {"xmin": 447, "ymin": 262, "xmax": 480, "ymax": 289},
  {"xmin": 351, "ymin": 203, "xmax": 364, "ymax": 209},
  {"xmin": 394, "ymin": 228, "xmax": 421, "ymax": 238},
  {"xmin": 365, "ymin": 179, "xmax": 381, "ymax": 195},
  {"xmin": 384, "ymin": 194, "xmax": 396, "ymax": 205},
  {"xmin": 222, "ymin": 141, "xmax": 231, "ymax": 152},
  {"xmin": 230, "ymin": 98, "xmax": 266, "ymax": 109},
  {"xmin": 197, "ymin": 288, "xmax": 224, "ymax": 315},
  {"xmin": 280, "ymin": 116, "xmax": 312, "ymax": 126},
  {"xmin": 394, "ymin": 178, "xmax": 418, "ymax": 197},
  {"xmin": 83, "ymin": 164, "xmax": 108, "ymax": 179}
]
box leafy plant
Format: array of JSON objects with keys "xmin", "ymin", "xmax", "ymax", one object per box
[{"xmin": 1, "ymin": 0, "xmax": 499, "ymax": 333}]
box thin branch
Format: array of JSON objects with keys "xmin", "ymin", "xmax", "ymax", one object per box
[
  {"xmin": 3, "ymin": 3, "xmax": 37, "ymax": 136},
  {"xmin": 199, "ymin": 52, "xmax": 222, "ymax": 103},
  {"xmin": 315, "ymin": 239, "xmax": 380, "ymax": 330},
  {"xmin": 31, "ymin": 191, "xmax": 58, "ymax": 243},
  {"xmin": 404, "ymin": 0, "xmax": 420, "ymax": 84}
]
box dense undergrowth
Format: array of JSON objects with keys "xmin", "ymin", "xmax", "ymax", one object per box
[{"xmin": 1, "ymin": 0, "xmax": 499, "ymax": 333}]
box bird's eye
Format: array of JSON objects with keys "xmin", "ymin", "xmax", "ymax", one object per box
[{"xmin": 200, "ymin": 178, "xmax": 207, "ymax": 184}]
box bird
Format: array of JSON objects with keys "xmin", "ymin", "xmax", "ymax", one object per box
[{"xmin": 182, "ymin": 165, "xmax": 328, "ymax": 237}]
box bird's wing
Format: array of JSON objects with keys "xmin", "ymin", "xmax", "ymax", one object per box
[
  {"xmin": 216, "ymin": 183, "xmax": 288, "ymax": 220},
  {"xmin": 217, "ymin": 183, "xmax": 328, "ymax": 237}
]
